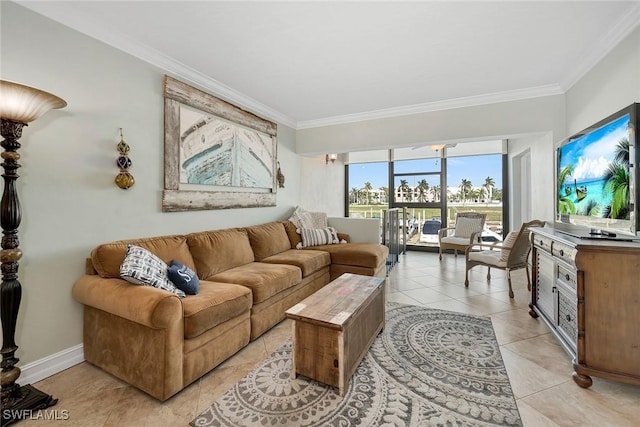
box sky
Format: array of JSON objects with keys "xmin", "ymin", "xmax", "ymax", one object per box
[
  {"xmin": 348, "ymin": 154, "xmax": 503, "ymax": 190},
  {"xmin": 558, "ymin": 113, "xmax": 629, "ymax": 183}
]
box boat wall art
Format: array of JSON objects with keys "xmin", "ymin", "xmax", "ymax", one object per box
[{"xmin": 162, "ymin": 76, "xmax": 278, "ymax": 212}]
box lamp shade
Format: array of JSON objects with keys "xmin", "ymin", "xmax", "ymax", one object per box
[{"xmin": 0, "ymin": 80, "xmax": 66, "ymax": 123}]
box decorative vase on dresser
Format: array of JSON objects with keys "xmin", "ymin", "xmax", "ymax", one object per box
[{"xmin": 528, "ymin": 226, "xmax": 640, "ymax": 388}]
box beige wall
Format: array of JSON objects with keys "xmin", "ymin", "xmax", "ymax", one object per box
[
  {"xmin": 1, "ymin": 3, "xmax": 301, "ymax": 365},
  {"xmin": 565, "ymin": 26, "xmax": 640, "ymax": 135},
  {"xmin": 295, "ymin": 95, "xmax": 566, "ymax": 155}
]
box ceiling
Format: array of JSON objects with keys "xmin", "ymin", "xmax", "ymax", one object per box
[{"xmin": 16, "ymin": 1, "xmax": 640, "ymax": 129}]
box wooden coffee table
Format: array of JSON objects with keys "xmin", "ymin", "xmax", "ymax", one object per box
[{"xmin": 285, "ymin": 273, "xmax": 385, "ymax": 395}]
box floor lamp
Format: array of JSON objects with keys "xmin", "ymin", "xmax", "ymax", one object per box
[{"xmin": 0, "ymin": 80, "xmax": 66, "ymax": 425}]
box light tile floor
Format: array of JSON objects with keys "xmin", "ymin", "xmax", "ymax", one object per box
[{"xmin": 23, "ymin": 252, "xmax": 640, "ymax": 426}]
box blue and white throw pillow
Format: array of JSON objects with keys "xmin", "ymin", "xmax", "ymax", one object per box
[
  {"xmin": 167, "ymin": 260, "xmax": 199, "ymax": 295},
  {"xmin": 120, "ymin": 245, "xmax": 186, "ymax": 298}
]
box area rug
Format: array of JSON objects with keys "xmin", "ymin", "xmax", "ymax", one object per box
[{"xmin": 191, "ymin": 304, "xmax": 522, "ymax": 426}]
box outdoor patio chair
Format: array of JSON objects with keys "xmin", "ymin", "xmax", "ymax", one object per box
[
  {"xmin": 438, "ymin": 212, "xmax": 486, "ymax": 260},
  {"xmin": 464, "ymin": 219, "xmax": 545, "ymax": 298}
]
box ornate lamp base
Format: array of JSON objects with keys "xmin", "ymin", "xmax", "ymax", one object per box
[{"xmin": 1, "ymin": 384, "xmax": 58, "ymax": 425}]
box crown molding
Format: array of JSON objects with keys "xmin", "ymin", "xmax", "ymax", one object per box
[
  {"xmin": 15, "ymin": 1, "xmax": 298, "ymax": 129},
  {"xmin": 559, "ymin": 1, "xmax": 640, "ymax": 92},
  {"xmin": 296, "ymin": 84, "xmax": 564, "ymax": 130}
]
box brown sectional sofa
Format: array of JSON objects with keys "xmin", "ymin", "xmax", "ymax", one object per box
[{"xmin": 72, "ymin": 220, "xmax": 388, "ymax": 401}]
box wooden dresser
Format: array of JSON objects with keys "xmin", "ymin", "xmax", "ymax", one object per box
[{"xmin": 529, "ymin": 227, "xmax": 640, "ymax": 388}]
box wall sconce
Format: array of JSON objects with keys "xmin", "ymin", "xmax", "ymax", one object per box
[
  {"xmin": 325, "ymin": 153, "xmax": 338, "ymax": 164},
  {"xmin": 0, "ymin": 80, "xmax": 66, "ymax": 424},
  {"xmin": 429, "ymin": 144, "xmax": 446, "ymax": 152}
]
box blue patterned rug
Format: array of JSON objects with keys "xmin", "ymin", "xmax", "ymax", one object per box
[{"xmin": 191, "ymin": 304, "xmax": 522, "ymax": 426}]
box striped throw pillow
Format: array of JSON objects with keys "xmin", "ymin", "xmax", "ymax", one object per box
[{"xmin": 297, "ymin": 227, "xmax": 340, "ymax": 248}]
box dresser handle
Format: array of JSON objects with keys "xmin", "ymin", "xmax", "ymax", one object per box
[
  {"xmin": 559, "ymin": 249, "xmax": 564, "ymax": 256},
  {"xmin": 566, "ymin": 314, "xmax": 571, "ymax": 322},
  {"xmin": 539, "ymin": 240, "xmax": 544, "ymax": 246},
  {"xmin": 565, "ymin": 274, "xmax": 571, "ymax": 281}
]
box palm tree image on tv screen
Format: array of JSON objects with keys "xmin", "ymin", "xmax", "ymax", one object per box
[{"xmin": 557, "ymin": 113, "xmax": 631, "ymax": 222}]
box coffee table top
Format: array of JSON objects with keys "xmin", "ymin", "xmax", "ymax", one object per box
[{"xmin": 285, "ymin": 273, "xmax": 385, "ymax": 328}]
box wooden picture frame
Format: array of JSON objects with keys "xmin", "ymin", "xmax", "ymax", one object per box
[{"xmin": 162, "ymin": 75, "xmax": 278, "ymax": 212}]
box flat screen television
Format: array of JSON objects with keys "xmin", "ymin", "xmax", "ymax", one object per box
[{"xmin": 555, "ymin": 102, "xmax": 638, "ymax": 240}]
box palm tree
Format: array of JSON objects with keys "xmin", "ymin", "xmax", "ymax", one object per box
[
  {"xmin": 476, "ymin": 187, "xmax": 487, "ymax": 203},
  {"xmin": 399, "ymin": 179, "xmax": 412, "ymax": 202},
  {"xmin": 364, "ymin": 182, "xmax": 373, "ymax": 204},
  {"xmin": 483, "ymin": 176, "xmax": 495, "ymax": 201},
  {"xmin": 350, "ymin": 187, "xmax": 360, "ymax": 204},
  {"xmin": 614, "ymin": 137, "xmax": 630, "ymax": 167},
  {"xmin": 603, "ymin": 161, "xmax": 630, "ymax": 219},
  {"xmin": 557, "ymin": 165, "xmax": 576, "ymax": 215},
  {"xmin": 417, "ymin": 179, "xmax": 429, "ymax": 202},
  {"xmin": 459, "ymin": 179, "xmax": 472, "ymax": 205},
  {"xmin": 431, "ymin": 185, "xmax": 441, "ymax": 202},
  {"xmin": 597, "ymin": 137, "xmax": 630, "ymax": 219}
]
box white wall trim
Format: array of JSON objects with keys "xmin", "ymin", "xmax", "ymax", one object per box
[
  {"xmin": 296, "ymin": 85, "xmax": 564, "ymax": 129},
  {"xmin": 20, "ymin": 344, "xmax": 84, "ymax": 385}
]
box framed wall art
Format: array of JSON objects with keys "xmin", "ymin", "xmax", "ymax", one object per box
[{"xmin": 162, "ymin": 75, "xmax": 278, "ymax": 212}]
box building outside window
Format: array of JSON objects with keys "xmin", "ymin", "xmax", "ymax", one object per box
[{"xmin": 345, "ymin": 141, "xmax": 507, "ymax": 250}]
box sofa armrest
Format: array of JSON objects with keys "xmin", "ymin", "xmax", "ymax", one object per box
[{"xmin": 72, "ymin": 275, "xmax": 182, "ymax": 329}]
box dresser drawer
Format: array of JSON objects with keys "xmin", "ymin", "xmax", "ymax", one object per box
[
  {"xmin": 556, "ymin": 263, "xmax": 577, "ymax": 291},
  {"xmin": 533, "ymin": 233, "xmax": 554, "ymax": 254},
  {"xmin": 557, "ymin": 288, "xmax": 578, "ymax": 352},
  {"xmin": 552, "ymin": 241, "xmax": 577, "ymax": 266}
]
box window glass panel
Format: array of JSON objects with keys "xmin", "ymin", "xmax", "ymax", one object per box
[
  {"xmin": 347, "ymin": 161, "xmax": 389, "ymax": 218},
  {"xmin": 394, "ymin": 174, "xmax": 441, "ymax": 203},
  {"xmin": 446, "ymin": 154, "xmax": 503, "ymax": 233}
]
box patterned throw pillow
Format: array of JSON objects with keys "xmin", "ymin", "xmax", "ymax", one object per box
[
  {"xmin": 500, "ymin": 231, "xmax": 519, "ymax": 261},
  {"xmin": 120, "ymin": 245, "xmax": 186, "ymax": 297},
  {"xmin": 454, "ymin": 217, "xmax": 483, "ymax": 238},
  {"xmin": 288, "ymin": 206, "xmax": 309, "ymax": 229},
  {"xmin": 288, "ymin": 206, "xmax": 328, "ymax": 231},
  {"xmin": 297, "ymin": 227, "xmax": 340, "ymax": 248},
  {"xmin": 167, "ymin": 260, "xmax": 199, "ymax": 295}
]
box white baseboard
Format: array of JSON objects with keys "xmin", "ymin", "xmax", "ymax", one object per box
[{"xmin": 20, "ymin": 344, "xmax": 85, "ymax": 385}]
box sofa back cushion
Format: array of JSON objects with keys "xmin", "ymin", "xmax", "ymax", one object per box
[
  {"xmin": 91, "ymin": 235, "xmax": 195, "ymax": 279},
  {"xmin": 246, "ymin": 222, "xmax": 291, "ymax": 261},
  {"xmin": 188, "ymin": 228, "xmax": 254, "ymax": 279}
]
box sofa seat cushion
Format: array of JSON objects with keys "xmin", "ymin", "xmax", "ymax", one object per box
[
  {"xmin": 306, "ymin": 243, "xmax": 388, "ymax": 269},
  {"xmin": 182, "ymin": 281, "xmax": 252, "ymax": 339},
  {"xmin": 91, "ymin": 235, "xmax": 195, "ymax": 279},
  {"xmin": 260, "ymin": 249, "xmax": 330, "ymax": 277},
  {"xmin": 209, "ymin": 263, "xmax": 302, "ymax": 304},
  {"xmin": 246, "ymin": 222, "xmax": 291, "ymax": 261}
]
